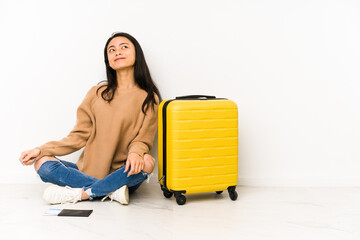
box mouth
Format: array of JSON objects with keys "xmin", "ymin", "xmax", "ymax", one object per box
[{"xmin": 114, "ymin": 57, "xmax": 126, "ymax": 61}]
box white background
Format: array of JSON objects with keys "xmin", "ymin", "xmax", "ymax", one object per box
[{"xmin": 1, "ymin": 0, "xmax": 359, "ymax": 186}]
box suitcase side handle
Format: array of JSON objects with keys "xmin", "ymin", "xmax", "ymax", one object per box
[{"xmin": 175, "ymin": 95, "xmax": 216, "ymax": 100}]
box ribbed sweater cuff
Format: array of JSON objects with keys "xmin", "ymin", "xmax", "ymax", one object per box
[
  {"xmin": 128, "ymin": 142, "xmax": 149, "ymax": 158},
  {"xmin": 36, "ymin": 145, "xmax": 50, "ymax": 160}
]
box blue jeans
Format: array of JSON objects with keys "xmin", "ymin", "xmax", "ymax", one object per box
[{"xmin": 37, "ymin": 158, "xmax": 148, "ymax": 200}]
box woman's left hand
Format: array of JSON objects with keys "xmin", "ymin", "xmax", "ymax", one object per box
[{"xmin": 124, "ymin": 152, "xmax": 144, "ymax": 177}]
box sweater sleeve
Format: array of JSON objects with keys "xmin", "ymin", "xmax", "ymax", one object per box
[
  {"xmin": 36, "ymin": 86, "xmax": 96, "ymax": 159},
  {"xmin": 127, "ymin": 94, "xmax": 159, "ymax": 158}
]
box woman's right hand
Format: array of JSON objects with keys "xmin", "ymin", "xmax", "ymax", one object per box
[{"xmin": 19, "ymin": 148, "xmax": 41, "ymax": 166}]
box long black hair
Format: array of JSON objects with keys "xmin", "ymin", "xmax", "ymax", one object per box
[{"xmin": 97, "ymin": 32, "xmax": 162, "ymax": 114}]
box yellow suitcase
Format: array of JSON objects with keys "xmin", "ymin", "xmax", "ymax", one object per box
[{"xmin": 158, "ymin": 95, "xmax": 238, "ymax": 205}]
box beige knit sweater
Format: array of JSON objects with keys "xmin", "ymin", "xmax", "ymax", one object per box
[{"xmin": 37, "ymin": 83, "xmax": 159, "ymax": 179}]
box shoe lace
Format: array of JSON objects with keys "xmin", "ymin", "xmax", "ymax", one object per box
[
  {"xmin": 101, "ymin": 192, "xmax": 114, "ymax": 202},
  {"xmin": 64, "ymin": 186, "xmax": 80, "ymax": 204}
]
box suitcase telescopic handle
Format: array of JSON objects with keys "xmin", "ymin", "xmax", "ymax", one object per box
[{"xmin": 175, "ymin": 95, "xmax": 216, "ymax": 99}]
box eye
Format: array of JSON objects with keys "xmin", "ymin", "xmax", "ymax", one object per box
[
  {"xmin": 121, "ymin": 45, "xmax": 128, "ymax": 49},
  {"xmin": 109, "ymin": 48, "xmax": 115, "ymax": 53}
]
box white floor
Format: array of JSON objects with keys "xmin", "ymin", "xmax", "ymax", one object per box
[{"xmin": 1, "ymin": 183, "xmax": 360, "ymax": 240}]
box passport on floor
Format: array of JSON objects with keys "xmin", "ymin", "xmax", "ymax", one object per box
[{"xmin": 44, "ymin": 208, "xmax": 93, "ymax": 217}]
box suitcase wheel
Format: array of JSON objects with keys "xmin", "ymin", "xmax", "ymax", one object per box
[
  {"xmin": 163, "ymin": 189, "xmax": 173, "ymax": 198},
  {"xmin": 229, "ymin": 191, "xmax": 238, "ymax": 201},
  {"xmin": 216, "ymin": 191, "xmax": 223, "ymax": 194},
  {"xmin": 228, "ymin": 186, "xmax": 238, "ymax": 201},
  {"xmin": 174, "ymin": 192, "xmax": 186, "ymax": 205}
]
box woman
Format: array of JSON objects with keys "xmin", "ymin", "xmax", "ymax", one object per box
[{"xmin": 18, "ymin": 32, "xmax": 161, "ymax": 205}]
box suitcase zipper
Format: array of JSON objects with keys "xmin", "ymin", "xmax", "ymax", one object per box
[{"xmin": 162, "ymin": 99, "xmax": 175, "ymax": 190}]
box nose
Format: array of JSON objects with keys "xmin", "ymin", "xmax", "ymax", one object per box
[{"xmin": 116, "ymin": 51, "xmax": 122, "ymax": 56}]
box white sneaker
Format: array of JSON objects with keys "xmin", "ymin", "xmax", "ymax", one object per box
[
  {"xmin": 101, "ymin": 185, "xmax": 129, "ymax": 205},
  {"xmin": 42, "ymin": 184, "xmax": 82, "ymax": 204}
]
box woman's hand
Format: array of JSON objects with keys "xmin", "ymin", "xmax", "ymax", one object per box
[
  {"xmin": 124, "ymin": 152, "xmax": 144, "ymax": 177},
  {"xmin": 19, "ymin": 148, "xmax": 41, "ymax": 166}
]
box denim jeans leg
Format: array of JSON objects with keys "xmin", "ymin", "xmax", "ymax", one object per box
[
  {"xmin": 57, "ymin": 159, "xmax": 79, "ymax": 169},
  {"xmin": 37, "ymin": 160, "xmax": 98, "ymax": 188},
  {"xmin": 128, "ymin": 182, "xmax": 143, "ymax": 194},
  {"xmin": 83, "ymin": 165, "xmax": 148, "ymax": 199}
]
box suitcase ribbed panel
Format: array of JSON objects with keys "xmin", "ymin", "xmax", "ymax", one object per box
[{"xmin": 161, "ymin": 99, "xmax": 238, "ymax": 194}]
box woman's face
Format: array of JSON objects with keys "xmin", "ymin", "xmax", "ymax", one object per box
[{"xmin": 107, "ymin": 36, "xmax": 136, "ymax": 71}]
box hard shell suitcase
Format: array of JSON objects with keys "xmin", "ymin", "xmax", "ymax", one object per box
[{"xmin": 158, "ymin": 95, "xmax": 238, "ymax": 205}]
